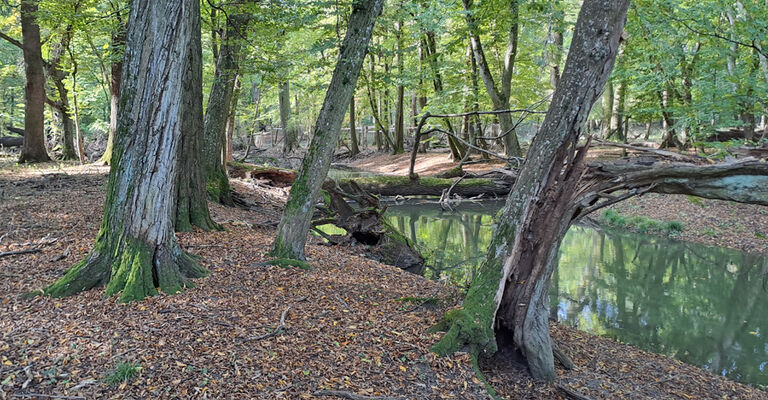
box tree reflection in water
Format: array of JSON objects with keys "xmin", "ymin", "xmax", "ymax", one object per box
[{"xmin": 384, "ymin": 201, "xmax": 768, "ymax": 387}]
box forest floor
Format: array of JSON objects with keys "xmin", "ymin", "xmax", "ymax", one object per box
[
  {"xmin": 1, "ymin": 154, "xmax": 767, "ymax": 400},
  {"xmin": 349, "ymin": 150, "xmax": 768, "ymax": 255}
]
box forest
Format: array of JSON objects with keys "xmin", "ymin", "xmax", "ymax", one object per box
[{"xmin": 0, "ymin": 0, "xmax": 767, "ymax": 399}]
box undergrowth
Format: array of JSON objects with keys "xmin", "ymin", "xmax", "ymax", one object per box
[{"xmin": 600, "ymin": 210, "xmax": 684, "ymax": 236}]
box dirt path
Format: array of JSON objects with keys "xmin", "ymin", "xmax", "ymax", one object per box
[{"xmin": 1, "ymin": 157, "xmax": 766, "ymax": 399}]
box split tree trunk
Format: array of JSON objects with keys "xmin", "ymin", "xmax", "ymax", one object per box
[
  {"xmin": 280, "ymin": 81, "xmax": 299, "ymax": 154},
  {"xmin": 271, "ymin": 0, "xmax": 385, "ymax": 260},
  {"xmin": 433, "ymin": 0, "xmax": 631, "ymax": 382},
  {"xmin": 203, "ymin": 12, "xmax": 249, "ymax": 204},
  {"xmin": 19, "ymin": 0, "xmax": 50, "ymax": 163},
  {"xmin": 45, "ymin": 0, "xmax": 208, "ymax": 302}
]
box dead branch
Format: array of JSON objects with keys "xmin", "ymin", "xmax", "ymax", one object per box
[
  {"xmin": 68, "ymin": 380, "xmax": 97, "ymax": 392},
  {"xmin": 592, "ymin": 140, "xmax": 700, "ymax": 163},
  {"xmin": 0, "ymin": 248, "xmax": 41, "ymax": 258},
  {"xmin": 313, "ymin": 390, "xmax": 405, "ymax": 400},
  {"xmin": 556, "ymin": 384, "xmax": 597, "ymax": 400},
  {"xmin": 12, "ymin": 394, "xmax": 85, "ymax": 400},
  {"xmin": 243, "ymin": 305, "xmax": 292, "ymax": 341}
]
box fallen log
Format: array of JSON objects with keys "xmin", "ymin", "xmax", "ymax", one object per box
[
  {"xmin": 337, "ymin": 176, "xmax": 513, "ymax": 197},
  {"xmin": 4, "ymin": 125, "xmax": 24, "ymax": 136},
  {"xmin": 0, "ymin": 136, "xmax": 23, "ymax": 147}
]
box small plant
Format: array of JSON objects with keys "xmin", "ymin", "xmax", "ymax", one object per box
[
  {"xmin": 664, "ymin": 221, "xmax": 684, "ymax": 234},
  {"xmin": 686, "ymin": 195, "xmax": 706, "ymax": 207},
  {"xmin": 600, "ymin": 210, "xmax": 683, "ymax": 236},
  {"xmin": 703, "ymin": 228, "xmax": 718, "ymax": 237},
  {"xmin": 105, "ymin": 361, "xmax": 141, "ymax": 385},
  {"xmin": 755, "ymin": 232, "xmax": 766, "ymax": 239}
]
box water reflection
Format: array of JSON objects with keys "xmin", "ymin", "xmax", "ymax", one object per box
[{"xmin": 383, "ymin": 201, "xmax": 768, "ymax": 387}]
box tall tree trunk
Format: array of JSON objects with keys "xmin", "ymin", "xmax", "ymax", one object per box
[
  {"xmin": 176, "ymin": 6, "xmax": 219, "ymax": 233},
  {"xmin": 349, "ymin": 96, "xmax": 360, "ymax": 155},
  {"xmin": 462, "ymin": 0, "xmax": 522, "ymax": 158},
  {"xmin": 19, "ymin": 0, "xmax": 50, "ymax": 163},
  {"xmin": 225, "ymin": 75, "xmax": 241, "ymax": 163},
  {"xmin": 99, "ymin": 12, "xmax": 125, "ymax": 165},
  {"xmin": 48, "ymin": 74, "xmax": 78, "ymax": 160},
  {"xmin": 393, "ymin": 19, "xmax": 405, "ymax": 154},
  {"xmin": 432, "ymin": 0, "xmax": 631, "ymax": 382},
  {"xmin": 45, "ymin": 0, "xmax": 208, "ymax": 302},
  {"xmin": 271, "ymin": 0, "xmax": 385, "ymax": 260},
  {"xmin": 601, "ymin": 80, "xmax": 614, "ymax": 138},
  {"xmin": 280, "ymin": 81, "xmax": 298, "ymax": 153},
  {"xmin": 547, "ymin": 1, "xmax": 564, "ymax": 90},
  {"xmin": 203, "ymin": 12, "xmax": 249, "ymax": 204}
]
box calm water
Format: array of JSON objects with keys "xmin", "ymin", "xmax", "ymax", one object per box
[{"xmin": 382, "ymin": 200, "xmax": 768, "ymax": 387}]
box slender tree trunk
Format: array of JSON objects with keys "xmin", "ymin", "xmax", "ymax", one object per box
[
  {"xmin": 69, "ymin": 50, "xmax": 86, "ymax": 164},
  {"xmin": 602, "ymin": 80, "xmax": 614, "ymax": 138},
  {"xmin": 48, "ymin": 74, "xmax": 78, "ymax": 160},
  {"xmin": 462, "ymin": 0, "xmax": 522, "ymax": 157},
  {"xmin": 271, "ymin": 0, "xmax": 385, "ymax": 260},
  {"xmin": 432, "ymin": 0, "xmax": 631, "ymax": 381},
  {"xmin": 349, "ymin": 96, "xmax": 360, "ymax": 155},
  {"xmin": 225, "ymin": 75, "xmax": 241, "ymax": 163},
  {"xmin": 203, "ymin": 12, "xmax": 249, "ymax": 204},
  {"xmin": 280, "ymin": 81, "xmax": 298, "ymax": 153},
  {"xmin": 393, "ymin": 19, "xmax": 405, "ymax": 154},
  {"xmin": 19, "ymin": 0, "xmax": 50, "ymax": 163},
  {"xmin": 45, "ymin": 0, "xmax": 208, "ymax": 302},
  {"xmin": 547, "ymin": 1, "xmax": 564, "ymax": 90},
  {"xmin": 99, "ymin": 17, "xmax": 125, "ymax": 165}
]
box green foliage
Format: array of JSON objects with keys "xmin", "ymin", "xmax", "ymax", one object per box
[
  {"xmin": 267, "ymin": 258, "xmax": 313, "ymax": 270},
  {"xmin": 600, "ymin": 210, "xmax": 684, "ymax": 236},
  {"xmin": 105, "ymin": 361, "xmax": 141, "ymax": 385}
]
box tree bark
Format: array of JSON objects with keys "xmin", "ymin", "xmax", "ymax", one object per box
[
  {"xmin": 349, "ymin": 97, "xmax": 360, "ymax": 155},
  {"xmin": 280, "ymin": 81, "xmax": 299, "ymax": 154},
  {"xmin": 203, "ymin": 11, "xmax": 249, "ymax": 204},
  {"xmin": 19, "ymin": 0, "xmax": 50, "ymax": 163},
  {"xmin": 393, "ymin": 18, "xmax": 405, "ymax": 155},
  {"xmin": 271, "ymin": 0, "xmax": 385, "ymax": 260},
  {"xmin": 225, "ymin": 75, "xmax": 241, "ymax": 163},
  {"xmin": 45, "ymin": 0, "xmax": 207, "ymax": 302},
  {"xmin": 98, "ymin": 10, "xmax": 126, "ymax": 165},
  {"xmin": 432, "ymin": 0, "xmax": 631, "ymax": 382},
  {"xmin": 462, "ymin": 0, "xmax": 522, "ymax": 158}
]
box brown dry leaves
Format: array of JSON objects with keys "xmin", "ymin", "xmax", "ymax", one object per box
[{"xmin": 1, "ymin": 158, "xmax": 766, "ymax": 400}]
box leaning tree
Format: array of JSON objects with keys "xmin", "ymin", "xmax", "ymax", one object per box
[
  {"xmin": 271, "ymin": 0, "xmax": 386, "ymax": 260},
  {"xmin": 431, "ymin": 0, "xmax": 768, "ymax": 382},
  {"xmin": 44, "ymin": 0, "xmax": 210, "ymax": 302}
]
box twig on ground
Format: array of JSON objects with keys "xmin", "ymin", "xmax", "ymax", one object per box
[
  {"xmin": 49, "ymin": 246, "xmax": 70, "ymax": 262},
  {"xmin": 556, "ymin": 383, "xmax": 596, "ymax": 400},
  {"xmin": 68, "ymin": 379, "xmax": 97, "ymax": 392},
  {"xmin": 12, "ymin": 394, "xmax": 85, "ymax": 400},
  {"xmin": 334, "ymin": 294, "xmax": 353, "ymax": 311},
  {"xmin": 313, "ymin": 389, "xmax": 405, "ymax": 400},
  {"xmin": 243, "ymin": 305, "xmax": 292, "ymax": 341},
  {"xmin": 0, "ymin": 248, "xmax": 41, "ymax": 258},
  {"xmin": 21, "ymin": 365, "xmax": 32, "ymax": 390}
]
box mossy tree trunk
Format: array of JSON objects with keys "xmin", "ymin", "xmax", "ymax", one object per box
[
  {"xmin": 432, "ymin": 0, "xmax": 630, "ymax": 382},
  {"xmin": 19, "ymin": 0, "xmax": 50, "ymax": 163},
  {"xmin": 45, "ymin": 0, "xmax": 207, "ymax": 302},
  {"xmin": 203, "ymin": 11, "xmax": 250, "ymax": 205},
  {"xmin": 271, "ymin": 0, "xmax": 385, "ymax": 260},
  {"xmin": 280, "ymin": 81, "xmax": 299, "ymax": 154}
]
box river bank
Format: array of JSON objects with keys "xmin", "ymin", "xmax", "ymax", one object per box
[
  {"xmin": 1, "ymin": 157, "xmax": 766, "ymax": 399},
  {"xmin": 350, "ymin": 151, "xmax": 768, "ymax": 256}
]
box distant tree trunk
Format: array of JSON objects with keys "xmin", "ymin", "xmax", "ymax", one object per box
[
  {"xmin": 601, "ymin": 80, "xmax": 614, "ymax": 138},
  {"xmin": 203, "ymin": 12, "xmax": 249, "ymax": 204},
  {"xmin": 280, "ymin": 81, "xmax": 298, "ymax": 153},
  {"xmin": 547, "ymin": 0, "xmax": 564, "ymax": 90},
  {"xmin": 271, "ymin": 0, "xmax": 385, "ymax": 260},
  {"xmin": 225, "ymin": 75, "xmax": 241, "ymax": 163},
  {"xmin": 19, "ymin": 0, "xmax": 50, "ymax": 163},
  {"xmin": 99, "ymin": 13, "xmax": 125, "ymax": 165},
  {"xmin": 69, "ymin": 49, "xmax": 87, "ymax": 164},
  {"xmin": 393, "ymin": 18, "xmax": 405, "ymax": 154},
  {"xmin": 349, "ymin": 96, "xmax": 360, "ymax": 155},
  {"xmin": 45, "ymin": 0, "xmax": 208, "ymax": 302},
  {"xmin": 433, "ymin": 0, "xmax": 631, "ymax": 382},
  {"xmin": 46, "ymin": 25, "xmax": 77, "ymax": 160},
  {"xmin": 462, "ymin": 0, "xmax": 522, "ymax": 158}
]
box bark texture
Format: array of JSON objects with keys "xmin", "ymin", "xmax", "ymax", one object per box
[
  {"xmin": 203, "ymin": 12, "xmax": 249, "ymax": 204},
  {"xmin": 433, "ymin": 0, "xmax": 631, "ymax": 382},
  {"xmin": 271, "ymin": 0, "xmax": 385, "ymax": 260},
  {"xmin": 45, "ymin": 0, "xmax": 206, "ymax": 302},
  {"xmin": 19, "ymin": 0, "xmax": 50, "ymax": 163}
]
